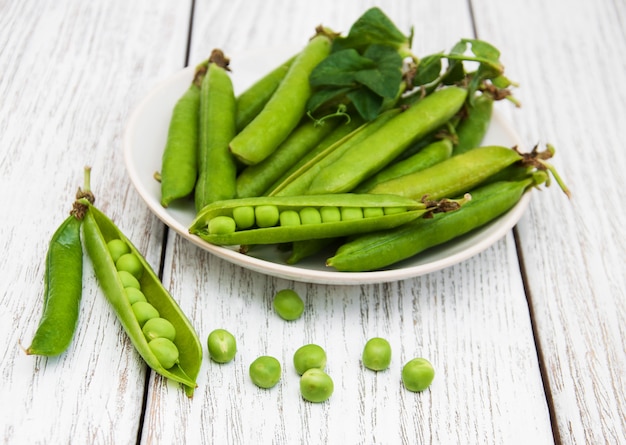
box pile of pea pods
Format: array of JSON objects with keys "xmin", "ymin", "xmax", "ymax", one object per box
[{"xmin": 159, "ymin": 7, "xmax": 569, "ymax": 272}]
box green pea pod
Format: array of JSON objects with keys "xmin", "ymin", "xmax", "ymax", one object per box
[
  {"xmin": 369, "ymin": 145, "xmax": 523, "ymax": 200},
  {"xmin": 270, "ymin": 109, "xmax": 400, "ymax": 197},
  {"xmin": 189, "ymin": 193, "xmax": 446, "ymax": 246},
  {"xmin": 229, "ymin": 31, "xmax": 334, "ymax": 165},
  {"xmin": 354, "ymin": 138, "xmax": 453, "ymax": 193},
  {"xmin": 286, "ymin": 238, "xmax": 337, "ymax": 264},
  {"xmin": 452, "ymin": 93, "xmax": 494, "ymax": 156},
  {"xmin": 235, "ymin": 117, "xmax": 339, "ymax": 198},
  {"xmin": 305, "ymin": 86, "xmax": 468, "ymax": 195},
  {"xmin": 26, "ymin": 215, "xmax": 83, "ymax": 356},
  {"xmin": 83, "ymin": 205, "xmax": 202, "ymax": 397},
  {"xmin": 195, "ymin": 50, "xmax": 238, "ymax": 212},
  {"xmin": 160, "ymin": 61, "xmax": 208, "ymax": 207},
  {"xmin": 236, "ymin": 55, "xmax": 296, "ymax": 132},
  {"xmin": 328, "ymin": 173, "xmax": 547, "ymax": 272}
]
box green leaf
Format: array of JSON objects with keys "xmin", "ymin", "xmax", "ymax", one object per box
[
  {"xmin": 413, "ymin": 53, "xmax": 443, "ymax": 86},
  {"xmin": 307, "ymin": 86, "xmax": 353, "ymax": 114},
  {"xmin": 309, "ymin": 49, "xmax": 375, "ymax": 88},
  {"xmin": 355, "ymin": 45, "xmax": 403, "ymax": 98},
  {"xmin": 332, "ymin": 7, "xmax": 410, "ymax": 55},
  {"xmin": 347, "ymin": 88, "xmax": 383, "ymax": 121}
]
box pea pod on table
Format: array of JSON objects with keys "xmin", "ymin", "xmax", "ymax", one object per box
[
  {"xmin": 25, "ymin": 182, "xmax": 94, "ymax": 356},
  {"xmin": 83, "ymin": 204, "xmax": 202, "ymax": 396},
  {"xmin": 189, "ymin": 193, "xmax": 465, "ymax": 246}
]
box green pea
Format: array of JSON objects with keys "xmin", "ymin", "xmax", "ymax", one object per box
[
  {"xmin": 320, "ymin": 206, "xmax": 341, "ymax": 223},
  {"xmin": 363, "ymin": 207, "xmax": 385, "ymax": 218},
  {"xmin": 118, "ymin": 270, "xmax": 140, "ymax": 289},
  {"xmin": 272, "ymin": 289, "xmax": 304, "ymax": 321},
  {"xmin": 279, "ymin": 210, "xmax": 301, "ymax": 227},
  {"xmin": 341, "ymin": 207, "xmax": 364, "ymax": 220},
  {"xmin": 107, "ymin": 239, "xmax": 130, "ymax": 263},
  {"xmin": 116, "ymin": 253, "xmax": 143, "ymax": 280},
  {"xmin": 148, "ymin": 337, "xmax": 179, "ymax": 369},
  {"xmin": 293, "ymin": 343, "xmax": 326, "ymax": 375},
  {"xmin": 255, "ymin": 205, "xmax": 279, "ymax": 228},
  {"xmin": 299, "ymin": 207, "xmax": 322, "ymax": 225},
  {"xmin": 142, "ymin": 317, "xmax": 177, "ymax": 342},
  {"xmin": 300, "ymin": 368, "xmax": 334, "ymax": 403},
  {"xmin": 207, "ymin": 328, "xmax": 237, "ymax": 363},
  {"xmin": 249, "ymin": 355, "xmax": 281, "ymax": 389},
  {"xmin": 401, "ymin": 358, "xmax": 435, "ymax": 392},
  {"xmin": 131, "ymin": 301, "xmax": 160, "ymax": 327},
  {"xmin": 384, "ymin": 206, "xmax": 407, "ymax": 215},
  {"xmin": 232, "ymin": 206, "xmax": 255, "ymax": 229},
  {"xmin": 362, "ymin": 337, "xmax": 392, "ymax": 371},
  {"xmin": 208, "ymin": 216, "xmax": 236, "ymax": 235},
  {"xmin": 125, "ymin": 287, "xmax": 147, "ymax": 305}
]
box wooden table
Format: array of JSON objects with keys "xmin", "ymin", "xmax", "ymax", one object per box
[{"xmin": 2, "ymin": 1, "xmax": 624, "ymax": 444}]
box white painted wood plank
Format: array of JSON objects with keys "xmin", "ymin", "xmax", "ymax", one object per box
[
  {"xmin": 142, "ymin": 1, "xmax": 554, "ymax": 444},
  {"xmin": 471, "ymin": 0, "xmax": 626, "ymax": 443},
  {"xmin": 0, "ymin": 1, "xmax": 192, "ymax": 444}
]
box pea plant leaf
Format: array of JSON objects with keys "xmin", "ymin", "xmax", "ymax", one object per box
[{"xmin": 332, "ymin": 7, "xmax": 412, "ymax": 57}]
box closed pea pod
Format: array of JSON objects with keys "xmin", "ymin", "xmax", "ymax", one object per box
[
  {"xmin": 25, "ymin": 174, "xmax": 93, "ymax": 356},
  {"xmin": 305, "ymin": 86, "xmax": 468, "ymax": 195},
  {"xmin": 229, "ymin": 29, "xmax": 334, "ymax": 165},
  {"xmin": 369, "ymin": 145, "xmax": 525, "ymax": 200},
  {"xmin": 160, "ymin": 60, "xmax": 208, "ymax": 207},
  {"xmin": 452, "ymin": 93, "xmax": 494, "ymax": 156},
  {"xmin": 25, "ymin": 215, "xmax": 83, "ymax": 356},
  {"xmin": 235, "ymin": 54, "xmax": 296, "ymax": 132},
  {"xmin": 83, "ymin": 203, "xmax": 202, "ymax": 396},
  {"xmin": 195, "ymin": 49, "xmax": 238, "ymax": 212},
  {"xmin": 328, "ymin": 173, "xmax": 548, "ymax": 272}
]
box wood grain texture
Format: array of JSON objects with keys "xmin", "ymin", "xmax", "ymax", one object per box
[
  {"xmin": 0, "ymin": 1, "xmax": 192, "ymax": 444},
  {"xmin": 471, "ymin": 0, "xmax": 626, "ymax": 443}
]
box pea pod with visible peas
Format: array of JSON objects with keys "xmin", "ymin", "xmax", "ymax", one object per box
[
  {"xmin": 25, "ymin": 182, "xmax": 94, "ymax": 356},
  {"xmin": 83, "ymin": 201, "xmax": 202, "ymax": 396},
  {"xmin": 328, "ymin": 172, "xmax": 550, "ymax": 272},
  {"xmin": 189, "ymin": 193, "xmax": 465, "ymax": 246},
  {"xmin": 229, "ymin": 28, "xmax": 335, "ymax": 165}
]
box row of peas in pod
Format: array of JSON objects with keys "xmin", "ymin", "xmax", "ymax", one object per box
[{"xmin": 107, "ymin": 239, "xmax": 180, "ymax": 369}]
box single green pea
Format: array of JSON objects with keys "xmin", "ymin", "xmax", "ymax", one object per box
[
  {"xmin": 273, "ymin": 289, "xmax": 304, "ymax": 321},
  {"xmin": 148, "ymin": 337, "xmax": 180, "ymax": 369},
  {"xmin": 293, "ymin": 343, "xmax": 326, "ymax": 375},
  {"xmin": 232, "ymin": 206, "xmax": 255, "ymax": 229},
  {"xmin": 209, "ymin": 216, "xmax": 237, "ymax": 235},
  {"xmin": 384, "ymin": 206, "xmax": 407, "ymax": 215},
  {"xmin": 131, "ymin": 301, "xmax": 160, "ymax": 327},
  {"xmin": 401, "ymin": 357, "xmax": 435, "ymax": 392},
  {"xmin": 363, "ymin": 207, "xmax": 385, "ymax": 218},
  {"xmin": 116, "ymin": 253, "xmax": 143, "ymax": 280},
  {"xmin": 279, "ymin": 210, "xmax": 301, "ymax": 227},
  {"xmin": 118, "ymin": 270, "xmax": 141, "ymax": 289},
  {"xmin": 362, "ymin": 337, "xmax": 392, "ymax": 371},
  {"xmin": 249, "ymin": 355, "xmax": 281, "ymax": 389},
  {"xmin": 300, "ymin": 368, "xmax": 334, "ymax": 403},
  {"xmin": 320, "ymin": 206, "xmax": 341, "ymax": 223},
  {"xmin": 107, "ymin": 239, "xmax": 130, "ymax": 263},
  {"xmin": 341, "ymin": 207, "xmax": 364, "ymax": 221},
  {"xmin": 142, "ymin": 317, "xmax": 177, "ymax": 342},
  {"xmin": 300, "ymin": 207, "xmax": 322, "ymax": 225},
  {"xmin": 207, "ymin": 328, "xmax": 237, "ymax": 363},
  {"xmin": 125, "ymin": 287, "xmax": 147, "ymax": 305},
  {"xmin": 255, "ymin": 205, "xmax": 280, "ymax": 228}
]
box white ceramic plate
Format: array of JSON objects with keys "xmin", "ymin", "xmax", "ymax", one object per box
[{"xmin": 123, "ymin": 47, "xmax": 530, "ymax": 285}]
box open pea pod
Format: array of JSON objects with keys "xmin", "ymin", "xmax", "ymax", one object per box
[
  {"xmin": 83, "ymin": 204, "xmax": 202, "ymax": 397},
  {"xmin": 189, "ymin": 193, "xmax": 441, "ymax": 246}
]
